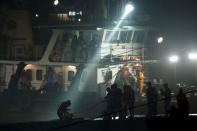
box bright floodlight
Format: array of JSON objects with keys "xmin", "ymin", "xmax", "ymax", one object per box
[
  {"xmin": 125, "ymin": 3, "xmax": 134, "ymax": 14},
  {"xmin": 35, "ymin": 14, "xmax": 39, "ymax": 18},
  {"xmin": 54, "ymin": 0, "xmax": 59, "ymax": 6},
  {"xmin": 169, "ymin": 55, "xmax": 179, "ymax": 63},
  {"xmin": 189, "ymin": 53, "xmax": 197, "ymax": 60},
  {"xmin": 157, "ymin": 37, "xmax": 163, "ymax": 44}
]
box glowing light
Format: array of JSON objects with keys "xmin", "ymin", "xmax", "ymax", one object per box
[
  {"xmin": 157, "ymin": 37, "xmax": 163, "ymax": 44},
  {"xmin": 188, "ymin": 53, "xmax": 197, "ymax": 60},
  {"xmin": 94, "ymin": 118, "xmax": 103, "ymax": 120},
  {"xmin": 78, "ymin": 18, "xmax": 81, "ymax": 22},
  {"xmin": 125, "ymin": 3, "xmax": 134, "ymax": 14},
  {"xmin": 24, "ymin": 64, "xmax": 33, "ymax": 70},
  {"xmin": 115, "ymin": 116, "xmax": 119, "ymax": 120},
  {"xmin": 189, "ymin": 114, "xmax": 197, "ymax": 116},
  {"xmin": 96, "ymin": 27, "xmax": 102, "ymax": 31},
  {"xmin": 68, "ymin": 65, "xmax": 76, "ymax": 70},
  {"xmin": 35, "ymin": 14, "xmax": 39, "ymax": 18},
  {"xmin": 69, "ymin": 11, "xmax": 76, "ymax": 16},
  {"xmin": 80, "ymin": 11, "xmax": 82, "ymax": 15},
  {"xmin": 104, "ymin": 4, "xmax": 134, "ymax": 43},
  {"xmin": 54, "ymin": 0, "xmax": 59, "ymax": 6},
  {"xmin": 169, "ymin": 55, "xmax": 179, "ymax": 63}
]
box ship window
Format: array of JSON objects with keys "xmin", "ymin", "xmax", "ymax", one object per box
[
  {"xmin": 68, "ymin": 71, "xmax": 75, "ymax": 81},
  {"xmin": 36, "ymin": 70, "xmax": 43, "ymax": 81},
  {"xmin": 133, "ymin": 31, "xmax": 145, "ymax": 43},
  {"xmin": 104, "ymin": 31, "xmax": 119, "ymax": 43},
  {"xmin": 104, "ymin": 70, "xmax": 112, "ymax": 81},
  {"xmin": 119, "ymin": 31, "xmax": 132, "ymax": 43}
]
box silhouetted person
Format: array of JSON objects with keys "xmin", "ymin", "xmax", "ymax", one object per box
[
  {"xmin": 146, "ymin": 82, "xmax": 158, "ymax": 117},
  {"xmin": 111, "ymin": 83, "xmax": 123, "ymax": 119},
  {"xmin": 89, "ymin": 34, "xmax": 99, "ymax": 59},
  {"xmin": 78, "ymin": 32, "xmax": 87, "ymax": 61},
  {"xmin": 104, "ymin": 87, "xmax": 113, "ymax": 119},
  {"xmin": 57, "ymin": 100, "xmax": 73, "ymax": 121},
  {"xmin": 19, "ymin": 70, "xmax": 32, "ymax": 91},
  {"xmin": 8, "ymin": 62, "xmax": 26, "ymax": 93},
  {"xmin": 71, "ymin": 35, "xmax": 78, "ymax": 61},
  {"xmin": 169, "ymin": 105, "xmax": 179, "ymax": 118},
  {"xmin": 123, "ymin": 85, "xmax": 135, "ymax": 118},
  {"xmin": 176, "ymin": 88, "xmax": 189, "ymax": 118},
  {"xmin": 161, "ymin": 83, "xmax": 171, "ymax": 116}
]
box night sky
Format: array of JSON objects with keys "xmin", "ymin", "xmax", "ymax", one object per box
[
  {"xmin": 1, "ymin": 0, "xmax": 197, "ymax": 63},
  {"xmin": 1, "ymin": 0, "xmax": 197, "ymax": 52},
  {"xmin": 0, "ymin": 0, "xmax": 196, "ymax": 54}
]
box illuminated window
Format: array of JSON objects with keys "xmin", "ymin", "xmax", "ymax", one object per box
[
  {"xmin": 36, "ymin": 70, "xmax": 43, "ymax": 81},
  {"xmin": 68, "ymin": 71, "xmax": 75, "ymax": 81},
  {"xmin": 56, "ymin": 13, "xmax": 69, "ymax": 22},
  {"xmin": 119, "ymin": 31, "xmax": 133, "ymax": 43},
  {"xmin": 133, "ymin": 31, "xmax": 145, "ymax": 43},
  {"xmin": 80, "ymin": 11, "xmax": 82, "ymax": 15},
  {"xmin": 104, "ymin": 31, "xmax": 119, "ymax": 43},
  {"xmin": 68, "ymin": 11, "xmax": 72, "ymax": 16},
  {"xmin": 69, "ymin": 11, "xmax": 76, "ymax": 16},
  {"xmin": 104, "ymin": 70, "xmax": 112, "ymax": 81}
]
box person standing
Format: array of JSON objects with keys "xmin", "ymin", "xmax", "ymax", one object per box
[
  {"xmin": 176, "ymin": 88, "xmax": 189, "ymax": 118},
  {"xmin": 111, "ymin": 83, "xmax": 123, "ymax": 119},
  {"xmin": 137, "ymin": 70, "xmax": 144, "ymax": 96},
  {"xmin": 123, "ymin": 85, "xmax": 135, "ymax": 118},
  {"xmin": 104, "ymin": 87, "xmax": 113, "ymax": 119},
  {"xmin": 71, "ymin": 35, "xmax": 78, "ymax": 62},
  {"xmin": 78, "ymin": 32, "xmax": 87, "ymax": 61},
  {"xmin": 146, "ymin": 82, "xmax": 158, "ymax": 117},
  {"xmin": 161, "ymin": 83, "xmax": 171, "ymax": 116}
]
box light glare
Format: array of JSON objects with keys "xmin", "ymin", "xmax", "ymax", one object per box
[
  {"xmin": 54, "ymin": 0, "xmax": 59, "ymax": 6},
  {"xmin": 189, "ymin": 53, "xmax": 197, "ymax": 60},
  {"xmin": 157, "ymin": 37, "xmax": 163, "ymax": 44},
  {"xmin": 125, "ymin": 4, "xmax": 134, "ymax": 14},
  {"xmin": 169, "ymin": 56, "xmax": 179, "ymax": 63},
  {"xmin": 35, "ymin": 14, "xmax": 39, "ymax": 18}
]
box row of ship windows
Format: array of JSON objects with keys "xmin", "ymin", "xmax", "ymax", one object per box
[
  {"xmin": 104, "ymin": 30, "xmax": 146, "ymax": 43},
  {"xmin": 25, "ymin": 69, "xmax": 75, "ymax": 82}
]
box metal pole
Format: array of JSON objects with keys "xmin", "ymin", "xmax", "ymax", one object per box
[
  {"xmin": 195, "ymin": 63, "xmax": 197, "ymax": 83},
  {"xmin": 174, "ymin": 64, "xmax": 177, "ymax": 85}
]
